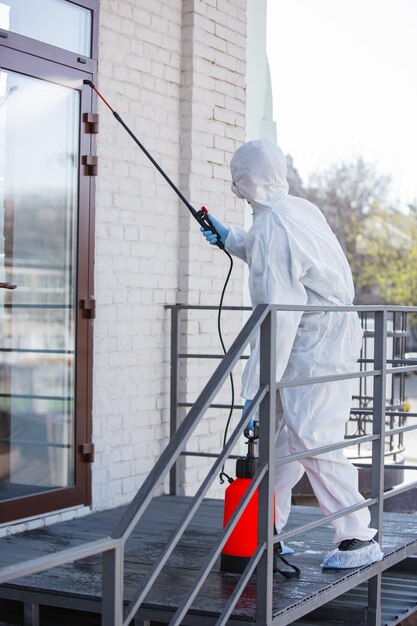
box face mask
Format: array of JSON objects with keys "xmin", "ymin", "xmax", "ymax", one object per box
[{"xmin": 231, "ymin": 181, "xmax": 245, "ymax": 199}]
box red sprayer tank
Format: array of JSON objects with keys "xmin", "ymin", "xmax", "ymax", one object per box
[{"xmin": 220, "ymin": 446, "xmax": 275, "ymax": 573}]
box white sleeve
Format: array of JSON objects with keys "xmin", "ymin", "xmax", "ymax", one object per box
[
  {"xmin": 225, "ymin": 226, "xmax": 248, "ymax": 263},
  {"xmin": 241, "ymin": 230, "xmax": 307, "ymax": 399}
]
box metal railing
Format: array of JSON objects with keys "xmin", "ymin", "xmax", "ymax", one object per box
[
  {"xmin": 0, "ymin": 304, "xmax": 417, "ymax": 626},
  {"xmin": 348, "ymin": 311, "xmax": 411, "ymax": 465}
]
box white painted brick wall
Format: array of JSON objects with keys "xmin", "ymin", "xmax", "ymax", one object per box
[
  {"xmin": 177, "ymin": 0, "xmax": 247, "ymax": 499},
  {"xmin": 92, "ymin": 0, "xmax": 183, "ymax": 512}
]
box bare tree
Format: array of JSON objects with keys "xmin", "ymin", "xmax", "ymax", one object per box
[
  {"xmin": 285, "ymin": 156, "xmax": 417, "ymax": 304},
  {"xmin": 286, "ymin": 154, "xmax": 305, "ymax": 197},
  {"xmin": 304, "ymin": 157, "xmax": 391, "ymax": 260}
]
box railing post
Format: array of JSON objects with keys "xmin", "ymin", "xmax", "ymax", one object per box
[
  {"xmin": 23, "ymin": 603, "xmax": 39, "ymax": 626},
  {"xmin": 169, "ymin": 306, "xmax": 180, "ymax": 495},
  {"xmin": 256, "ymin": 307, "xmax": 276, "ymax": 625},
  {"xmin": 102, "ymin": 544, "xmax": 124, "ymax": 626},
  {"xmin": 367, "ymin": 308, "xmax": 387, "ymax": 625},
  {"xmin": 371, "ymin": 309, "xmax": 387, "ymax": 536}
]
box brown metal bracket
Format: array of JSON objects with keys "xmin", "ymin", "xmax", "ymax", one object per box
[
  {"xmin": 81, "ymin": 155, "xmax": 98, "ymax": 176},
  {"xmin": 79, "ymin": 442, "xmax": 95, "ymax": 463},
  {"xmin": 80, "ymin": 297, "xmax": 96, "ymax": 319},
  {"xmin": 82, "ymin": 112, "xmax": 99, "ymax": 134}
]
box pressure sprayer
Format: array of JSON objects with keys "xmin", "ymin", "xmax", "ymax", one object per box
[
  {"xmin": 221, "ymin": 419, "xmax": 264, "ymax": 572},
  {"xmin": 83, "ymin": 82, "xmax": 299, "ymax": 577},
  {"xmin": 221, "ymin": 420, "xmax": 300, "ymax": 578}
]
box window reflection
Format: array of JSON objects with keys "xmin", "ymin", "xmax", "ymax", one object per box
[
  {"xmin": 0, "ymin": 70, "xmax": 79, "ymax": 499},
  {"xmin": 0, "ymin": 0, "xmax": 92, "ymax": 56}
]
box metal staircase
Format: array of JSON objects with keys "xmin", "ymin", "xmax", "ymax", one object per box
[{"xmin": 0, "ymin": 304, "xmax": 416, "ymax": 626}]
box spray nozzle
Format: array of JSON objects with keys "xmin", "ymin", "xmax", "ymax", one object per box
[
  {"xmin": 195, "ymin": 206, "xmax": 225, "ymax": 250},
  {"xmin": 244, "ymin": 417, "xmax": 258, "ymax": 442}
]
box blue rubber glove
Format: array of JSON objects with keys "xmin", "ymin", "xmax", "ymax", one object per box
[
  {"xmin": 243, "ymin": 399, "xmax": 256, "ymax": 438},
  {"xmin": 242, "ymin": 399, "xmax": 252, "ymax": 416},
  {"xmin": 200, "ymin": 214, "xmax": 229, "ymax": 246}
]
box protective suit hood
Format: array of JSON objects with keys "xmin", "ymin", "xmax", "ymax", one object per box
[{"xmin": 230, "ymin": 139, "xmax": 289, "ymax": 210}]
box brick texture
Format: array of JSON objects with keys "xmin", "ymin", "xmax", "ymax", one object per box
[
  {"xmin": 177, "ymin": 0, "xmax": 246, "ymax": 499},
  {"xmin": 92, "ymin": 0, "xmax": 247, "ymax": 511}
]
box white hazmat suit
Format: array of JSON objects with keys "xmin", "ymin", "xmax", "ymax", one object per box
[{"xmin": 224, "ymin": 139, "xmax": 377, "ymax": 549}]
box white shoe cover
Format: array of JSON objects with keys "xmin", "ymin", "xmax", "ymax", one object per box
[
  {"xmin": 280, "ymin": 542, "xmax": 295, "ymax": 555},
  {"xmin": 321, "ymin": 541, "xmax": 383, "ymax": 569}
]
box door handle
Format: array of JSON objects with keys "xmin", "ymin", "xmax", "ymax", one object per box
[{"xmin": 0, "ymin": 282, "xmax": 17, "ymax": 289}]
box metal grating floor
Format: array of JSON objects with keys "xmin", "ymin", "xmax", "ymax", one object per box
[{"xmin": 0, "ymin": 496, "xmax": 416, "ymax": 625}]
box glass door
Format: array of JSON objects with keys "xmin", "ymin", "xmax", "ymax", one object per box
[{"xmin": 0, "ymin": 50, "xmax": 94, "ymax": 522}]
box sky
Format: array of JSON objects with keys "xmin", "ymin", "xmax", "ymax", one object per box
[{"xmin": 266, "ymin": 0, "xmax": 417, "ymax": 208}]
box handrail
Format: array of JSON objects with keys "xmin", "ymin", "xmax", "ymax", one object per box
[
  {"xmin": 0, "ymin": 537, "xmax": 119, "ymax": 585},
  {"xmin": 111, "ymin": 303, "xmax": 271, "ymax": 541},
  {"xmin": 121, "ymin": 386, "xmax": 268, "ymax": 624},
  {"xmin": 1, "ymin": 304, "xmax": 417, "ymax": 626},
  {"xmin": 165, "ymin": 303, "xmax": 417, "ymax": 624},
  {"xmin": 115, "ymin": 303, "xmax": 272, "ymax": 624},
  {"xmin": 275, "ymin": 496, "xmax": 379, "ymax": 544},
  {"xmin": 0, "ymin": 303, "xmax": 273, "ymax": 623},
  {"xmin": 165, "ymin": 303, "xmax": 417, "ymax": 312}
]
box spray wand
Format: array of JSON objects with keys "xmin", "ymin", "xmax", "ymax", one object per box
[
  {"xmin": 83, "ymin": 80, "xmax": 224, "ymax": 246},
  {"xmin": 83, "ymin": 80, "xmax": 235, "ymax": 482}
]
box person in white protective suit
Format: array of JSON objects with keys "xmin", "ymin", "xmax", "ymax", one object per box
[{"xmin": 201, "ymin": 139, "xmax": 383, "ymax": 569}]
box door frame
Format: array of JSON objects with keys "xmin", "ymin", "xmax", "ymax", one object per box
[{"xmin": 0, "ymin": 1, "xmax": 98, "ymax": 523}]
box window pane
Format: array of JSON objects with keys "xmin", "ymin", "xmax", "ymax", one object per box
[
  {"xmin": 0, "ymin": 70, "xmax": 79, "ymax": 500},
  {"xmin": 0, "ymin": 0, "xmax": 92, "ymax": 56}
]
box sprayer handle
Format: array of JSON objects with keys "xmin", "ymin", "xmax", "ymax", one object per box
[{"xmin": 196, "ymin": 207, "xmax": 225, "ymax": 250}]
